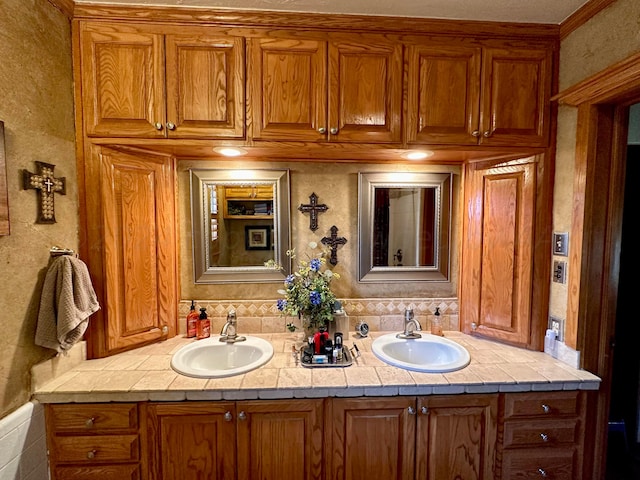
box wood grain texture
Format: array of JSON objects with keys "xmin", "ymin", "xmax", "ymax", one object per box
[
  {"xmin": 0, "ymin": 122, "xmax": 8, "ymax": 235},
  {"xmin": 559, "ymin": 0, "xmax": 617, "ymax": 40},
  {"xmin": 46, "ymin": 0, "xmax": 74, "ymax": 18},
  {"xmin": 54, "ymin": 465, "xmax": 140, "ymax": 480}
]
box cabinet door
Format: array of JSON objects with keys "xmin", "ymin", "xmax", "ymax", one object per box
[
  {"xmin": 249, "ymin": 36, "xmax": 327, "ymax": 141},
  {"xmin": 460, "ymin": 159, "xmax": 536, "ymax": 346},
  {"xmin": 329, "ymin": 397, "xmax": 415, "ymax": 480},
  {"xmin": 328, "ymin": 37, "xmax": 403, "ymax": 143},
  {"xmin": 98, "ymin": 148, "xmax": 177, "ymax": 355},
  {"xmin": 236, "ymin": 399, "xmax": 323, "ymax": 480},
  {"xmin": 147, "ymin": 403, "xmax": 237, "ymax": 480},
  {"xmin": 405, "ymin": 43, "xmax": 482, "ymax": 145},
  {"xmin": 165, "ymin": 32, "xmax": 245, "ymax": 138},
  {"xmin": 80, "ymin": 23, "xmax": 165, "ymax": 138},
  {"xmin": 416, "ymin": 395, "xmax": 498, "ymax": 480},
  {"xmin": 480, "ymin": 46, "xmax": 552, "ymax": 147}
]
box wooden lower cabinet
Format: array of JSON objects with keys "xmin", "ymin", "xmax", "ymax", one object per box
[
  {"xmin": 146, "ymin": 399, "xmax": 324, "ymax": 480},
  {"xmin": 328, "ymin": 394, "xmax": 497, "ymax": 480}
]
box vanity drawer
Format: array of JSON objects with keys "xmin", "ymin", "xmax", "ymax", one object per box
[
  {"xmin": 54, "ymin": 464, "xmax": 140, "ymax": 480},
  {"xmin": 503, "ymin": 391, "xmax": 579, "ymax": 418},
  {"xmin": 48, "ymin": 403, "xmax": 138, "ymax": 432},
  {"xmin": 501, "ymin": 448, "xmax": 577, "ymax": 479},
  {"xmin": 52, "ymin": 434, "xmax": 139, "ymax": 463},
  {"xmin": 503, "ymin": 418, "xmax": 579, "ymax": 447}
]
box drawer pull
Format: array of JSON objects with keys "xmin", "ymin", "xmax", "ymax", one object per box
[
  {"xmin": 407, "ymin": 406, "xmax": 416, "ymax": 415},
  {"xmin": 421, "ymin": 406, "xmax": 428, "ymax": 415},
  {"xmin": 238, "ymin": 411, "xmax": 247, "ymax": 421},
  {"xmin": 541, "ymin": 404, "xmax": 550, "ymax": 414},
  {"xmin": 85, "ymin": 417, "xmax": 95, "ymax": 428},
  {"xmin": 538, "ymin": 468, "xmax": 548, "ymax": 477},
  {"xmin": 224, "ymin": 411, "xmax": 232, "ymax": 422},
  {"xmin": 540, "ymin": 433, "xmax": 549, "ymax": 442},
  {"xmin": 86, "ymin": 449, "xmax": 97, "ymax": 460}
]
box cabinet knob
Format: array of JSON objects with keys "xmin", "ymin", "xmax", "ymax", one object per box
[
  {"xmin": 471, "ymin": 130, "xmax": 481, "ymax": 137},
  {"xmin": 540, "ymin": 433, "xmax": 549, "ymax": 442},
  {"xmin": 471, "ymin": 322, "xmax": 477, "ymax": 330},
  {"xmin": 483, "ymin": 130, "xmax": 493, "ymax": 138},
  {"xmin": 238, "ymin": 411, "xmax": 247, "ymax": 421},
  {"xmin": 420, "ymin": 406, "xmax": 428, "ymax": 415},
  {"xmin": 330, "ymin": 127, "xmax": 338, "ymax": 135},
  {"xmin": 154, "ymin": 122, "xmax": 163, "ymax": 130},
  {"xmin": 162, "ymin": 325, "xmax": 168, "ymax": 334},
  {"xmin": 224, "ymin": 411, "xmax": 233, "ymax": 422},
  {"xmin": 541, "ymin": 404, "xmax": 550, "ymax": 414},
  {"xmin": 85, "ymin": 417, "xmax": 95, "ymax": 428},
  {"xmin": 407, "ymin": 406, "xmax": 416, "ymax": 415},
  {"xmin": 537, "ymin": 468, "xmax": 548, "ymax": 477},
  {"xmin": 318, "ymin": 127, "xmax": 326, "ymax": 134},
  {"xmin": 166, "ymin": 122, "xmax": 176, "ymax": 130},
  {"xmin": 86, "ymin": 449, "xmax": 97, "ymax": 460}
]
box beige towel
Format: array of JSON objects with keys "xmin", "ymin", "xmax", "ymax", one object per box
[{"xmin": 35, "ymin": 255, "xmax": 100, "ymax": 353}]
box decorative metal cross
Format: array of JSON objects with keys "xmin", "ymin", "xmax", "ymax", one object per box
[
  {"xmin": 298, "ymin": 192, "xmax": 328, "ymax": 232},
  {"xmin": 321, "ymin": 225, "xmax": 347, "ymax": 266},
  {"xmin": 23, "ymin": 161, "xmax": 66, "ymax": 224}
]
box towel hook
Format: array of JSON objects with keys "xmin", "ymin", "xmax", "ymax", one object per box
[{"xmin": 50, "ymin": 246, "xmax": 76, "ymax": 257}]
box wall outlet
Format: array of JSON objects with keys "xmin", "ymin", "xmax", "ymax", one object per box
[
  {"xmin": 553, "ymin": 260, "xmax": 567, "ymax": 284},
  {"xmin": 548, "ymin": 316, "xmax": 564, "ymax": 342}
]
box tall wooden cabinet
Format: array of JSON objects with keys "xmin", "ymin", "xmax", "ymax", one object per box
[
  {"xmin": 79, "ymin": 22, "xmax": 245, "ymax": 139},
  {"xmin": 405, "ymin": 41, "xmax": 552, "ymax": 147},
  {"xmin": 460, "ymin": 158, "xmax": 537, "ymax": 347},
  {"xmin": 249, "ymin": 34, "xmax": 403, "ymax": 143},
  {"xmin": 83, "ymin": 147, "xmax": 177, "ymax": 357}
]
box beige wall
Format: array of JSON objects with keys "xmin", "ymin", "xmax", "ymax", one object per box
[
  {"xmin": 551, "ymin": 0, "xmax": 640, "ymax": 325},
  {"xmin": 178, "ymin": 160, "xmax": 461, "ymax": 302},
  {"xmin": 0, "ymin": 0, "xmax": 75, "ymax": 419}
]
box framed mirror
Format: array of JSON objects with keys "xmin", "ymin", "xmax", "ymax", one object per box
[
  {"xmin": 190, "ymin": 169, "xmax": 291, "ymax": 283},
  {"xmin": 358, "ymin": 171, "xmax": 452, "ymax": 282}
]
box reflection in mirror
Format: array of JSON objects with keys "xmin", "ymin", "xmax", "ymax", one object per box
[
  {"xmin": 358, "ymin": 172, "xmax": 452, "ymax": 282},
  {"xmin": 190, "ymin": 169, "xmax": 291, "ymax": 283}
]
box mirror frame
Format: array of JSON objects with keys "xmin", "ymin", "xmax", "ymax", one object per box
[
  {"xmin": 190, "ymin": 168, "xmax": 291, "ymax": 283},
  {"xmin": 358, "ymin": 171, "xmax": 452, "ymax": 282}
]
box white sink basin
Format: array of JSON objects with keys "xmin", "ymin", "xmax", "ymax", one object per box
[
  {"xmin": 371, "ymin": 333, "xmax": 470, "ymax": 373},
  {"xmin": 171, "ymin": 336, "xmax": 274, "ymax": 378}
]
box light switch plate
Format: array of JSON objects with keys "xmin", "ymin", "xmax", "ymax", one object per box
[{"xmin": 553, "ymin": 232, "xmax": 569, "ymax": 256}]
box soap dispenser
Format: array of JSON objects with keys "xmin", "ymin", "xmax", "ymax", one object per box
[
  {"xmin": 431, "ymin": 307, "xmax": 444, "ymax": 336},
  {"xmin": 186, "ymin": 300, "xmax": 199, "ymax": 338},
  {"xmin": 197, "ymin": 307, "xmax": 211, "ymax": 340}
]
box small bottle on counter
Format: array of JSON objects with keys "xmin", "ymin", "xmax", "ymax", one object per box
[
  {"xmin": 431, "ymin": 307, "xmax": 444, "ymax": 336},
  {"xmin": 186, "ymin": 300, "xmax": 199, "ymax": 338},
  {"xmin": 197, "ymin": 307, "xmax": 211, "ymax": 339}
]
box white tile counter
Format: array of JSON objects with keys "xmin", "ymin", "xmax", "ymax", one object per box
[{"xmin": 32, "ymin": 331, "xmax": 600, "ymax": 404}]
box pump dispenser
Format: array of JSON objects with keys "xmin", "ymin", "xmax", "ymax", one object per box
[
  {"xmin": 186, "ymin": 300, "xmax": 199, "ymax": 338},
  {"xmin": 197, "ymin": 307, "xmax": 211, "ymax": 339}
]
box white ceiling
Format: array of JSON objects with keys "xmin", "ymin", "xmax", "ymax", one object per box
[{"xmin": 76, "ymin": 0, "xmax": 591, "ymax": 24}]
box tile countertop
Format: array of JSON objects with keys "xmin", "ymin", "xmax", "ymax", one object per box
[{"xmin": 32, "ymin": 331, "xmax": 601, "ymax": 404}]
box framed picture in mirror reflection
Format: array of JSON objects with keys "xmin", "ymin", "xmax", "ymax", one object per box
[{"xmin": 245, "ymin": 225, "xmax": 271, "ymax": 250}]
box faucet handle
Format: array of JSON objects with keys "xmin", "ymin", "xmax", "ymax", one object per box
[
  {"xmin": 227, "ymin": 310, "xmax": 236, "ymax": 323},
  {"xmin": 404, "ymin": 308, "xmax": 414, "ymax": 321}
]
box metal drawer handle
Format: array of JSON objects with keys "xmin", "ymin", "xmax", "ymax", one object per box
[
  {"xmin": 224, "ymin": 411, "xmax": 232, "ymax": 422},
  {"xmin": 407, "ymin": 406, "xmax": 416, "ymax": 415},
  {"xmin": 330, "ymin": 127, "xmax": 338, "ymax": 135},
  {"xmin": 238, "ymin": 411, "xmax": 247, "ymax": 421},
  {"xmin": 87, "ymin": 449, "xmax": 97, "ymax": 460},
  {"xmin": 538, "ymin": 468, "xmax": 548, "ymax": 477},
  {"xmin": 318, "ymin": 127, "xmax": 326, "ymax": 134},
  {"xmin": 421, "ymin": 406, "xmax": 428, "ymax": 415},
  {"xmin": 85, "ymin": 417, "xmax": 95, "ymax": 428},
  {"xmin": 540, "ymin": 433, "xmax": 549, "ymax": 442},
  {"xmin": 541, "ymin": 404, "xmax": 550, "ymax": 414},
  {"xmin": 471, "ymin": 130, "xmax": 480, "ymax": 137}
]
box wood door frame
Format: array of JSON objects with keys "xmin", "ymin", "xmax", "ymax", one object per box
[{"xmin": 554, "ymin": 51, "xmax": 640, "ymax": 479}]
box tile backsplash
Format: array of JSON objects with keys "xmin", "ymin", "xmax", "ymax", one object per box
[{"xmin": 177, "ymin": 297, "xmax": 459, "ymax": 335}]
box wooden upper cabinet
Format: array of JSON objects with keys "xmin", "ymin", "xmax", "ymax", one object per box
[
  {"xmin": 79, "ymin": 22, "xmax": 245, "ymax": 139},
  {"xmin": 250, "ymin": 33, "xmax": 403, "ymax": 143},
  {"xmin": 406, "ymin": 41, "xmax": 553, "ymax": 147},
  {"xmin": 460, "ymin": 158, "xmax": 536, "ymax": 347}
]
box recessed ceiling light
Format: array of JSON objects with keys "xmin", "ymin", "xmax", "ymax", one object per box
[
  {"xmin": 402, "ymin": 150, "xmax": 434, "ymax": 160},
  {"xmin": 213, "ymin": 147, "xmax": 247, "ymax": 157}
]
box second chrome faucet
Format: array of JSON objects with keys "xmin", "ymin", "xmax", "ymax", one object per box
[
  {"xmin": 220, "ymin": 310, "xmax": 246, "ymax": 343},
  {"xmin": 396, "ymin": 308, "xmax": 422, "ymax": 339}
]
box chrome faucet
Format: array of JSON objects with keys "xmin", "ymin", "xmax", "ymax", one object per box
[
  {"xmin": 220, "ymin": 310, "xmax": 246, "ymax": 343},
  {"xmin": 396, "ymin": 308, "xmax": 422, "ymax": 339}
]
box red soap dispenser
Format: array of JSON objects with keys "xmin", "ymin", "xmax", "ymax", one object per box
[
  {"xmin": 197, "ymin": 307, "xmax": 211, "ymax": 340},
  {"xmin": 186, "ymin": 300, "xmax": 199, "ymax": 338}
]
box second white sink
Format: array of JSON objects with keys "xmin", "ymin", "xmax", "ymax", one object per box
[
  {"xmin": 372, "ymin": 333, "xmax": 470, "ymax": 373},
  {"xmin": 171, "ymin": 336, "xmax": 274, "ymax": 378}
]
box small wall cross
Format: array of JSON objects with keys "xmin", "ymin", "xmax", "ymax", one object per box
[
  {"xmin": 298, "ymin": 192, "xmax": 328, "ymax": 232},
  {"xmin": 23, "ymin": 161, "xmax": 66, "ymax": 224},
  {"xmin": 321, "ymin": 225, "xmax": 347, "ymax": 266}
]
